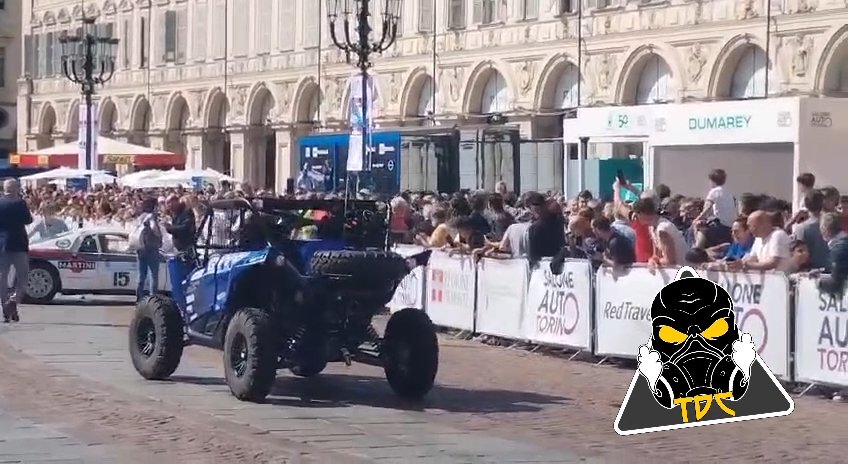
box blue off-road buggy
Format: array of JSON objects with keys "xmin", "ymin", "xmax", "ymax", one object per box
[{"xmin": 128, "ymin": 197, "xmax": 437, "ymax": 402}]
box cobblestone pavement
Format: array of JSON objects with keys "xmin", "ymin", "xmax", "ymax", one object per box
[{"xmin": 0, "ymin": 298, "xmax": 844, "ymax": 463}]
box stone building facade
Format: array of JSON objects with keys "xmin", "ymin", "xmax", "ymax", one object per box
[{"xmin": 16, "ymin": 0, "xmax": 848, "ymax": 190}]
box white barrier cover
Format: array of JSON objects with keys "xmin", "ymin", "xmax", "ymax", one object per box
[
  {"xmin": 425, "ymin": 251, "xmax": 476, "ymax": 331},
  {"xmin": 388, "ymin": 245, "xmax": 426, "ymax": 312},
  {"xmin": 475, "ymin": 258, "xmax": 527, "ymax": 339},
  {"xmin": 795, "ymin": 276, "xmax": 848, "ymax": 387},
  {"xmin": 594, "ymin": 266, "xmax": 677, "ymax": 358},
  {"xmin": 523, "ymin": 259, "xmax": 593, "ymax": 350},
  {"xmin": 699, "ymin": 270, "xmax": 791, "ymax": 379}
]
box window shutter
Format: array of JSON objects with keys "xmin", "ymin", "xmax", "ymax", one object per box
[
  {"xmin": 472, "ymin": 0, "xmax": 483, "ymax": 23},
  {"xmin": 303, "ymin": 1, "xmax": 318, "ymax": 47},
  {"xmin": 212, "ymin": 0, "xmax": 225, "ymax": 58},
  {"xmin": 418, "ymin": 0, "xmax": 433, "ymax": 32},
  {"xmin": 255, "ymin": 0, "xmax": 271, "ymax": 54},
  {"xmin": 278, "ymin": 0, "xmax": 294, "ymax": 50},
  {"xmin": 53, "ymin": 32, "xmax": 62, "ymax": 76},
  {"xmin": 449, "ymin": 0, "xmax": 465, "ymax": 29},
  {"xmin": 176, "ymin": 9, "xmax": 187, "ymax": 63},
  {"xmin": 36, "ymin": 34, "xmax": 44, "ymax": 78},
  {"xmin": 163, "ymin": 11, "xmax": 176, "ymax": 62},
  {"xmin": 524, "ymin": 0, "xmax": 538, "ymax": 19},
  {"xmin": 192, "ymin": 3, "xmax": 207, "ymax": 61},
  {"xmin": 232, "ymin": 0, "xmax": 248, "ymax": 55}
]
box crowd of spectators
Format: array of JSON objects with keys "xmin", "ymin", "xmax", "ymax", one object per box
[{"xmin": 388, "ymin": 171, "xmax": 848, "ymax": 294}]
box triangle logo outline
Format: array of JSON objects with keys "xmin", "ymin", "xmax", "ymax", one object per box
[{"xmin": 613, "ymin": 353, "xmax": 795, "ymax": 436}]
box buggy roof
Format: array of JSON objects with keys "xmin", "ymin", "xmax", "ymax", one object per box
[{"xmin": 207, "ymin": 197, "xmax": 383, "ymax": 212}]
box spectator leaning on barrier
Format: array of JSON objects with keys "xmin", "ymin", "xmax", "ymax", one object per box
[
  {"xmin": 487, "ymin": 193, "xmax": 514, "ymax": 242},
  {"xmin": 790, "ymin": 190, "xmax": 830, "ymax": 271},
  {"xmin": 527, "ymin": 194, "xmax": 566, "ymax": 265},
  {"xmin": 590, "ymin": 216, "xmax": 635, "ymax": 268},
  {"xmin": 633, "ymin": 197, "xmax": 688, "ymax": 267},
  {"xmin": 814, "ymin": 212, "xmax": 848, "ymax": 295},
  {"xmin": 735, "ymin": 210, "xmax": 792, "ymax": 273},
  {"xmin": 789, "ymin": 240, "xmax": 812, "ymax": 273},
  {"xmin": 613, "ymin": 179, "xmax": 654, "ymax": 263},
  {"xmin": 705, "ymin": 216, "xmax": 754, "ymax": 264}
]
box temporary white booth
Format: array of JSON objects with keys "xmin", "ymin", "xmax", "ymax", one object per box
[{"xmin": 564, "ymin": 97, "xmax": 848, "ymax": 208}]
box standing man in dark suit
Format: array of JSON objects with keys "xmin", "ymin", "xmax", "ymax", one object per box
[
  {"xmin": 164, "ymin": 194, "xmax": 196, "ymax": 255},
  {"xmin": 0, "ymin": 179, "xmax": 34, "ymax": 322},
  {"xmin": 816, "ymin": 212, "xmax": 848, "ymax": 295}
]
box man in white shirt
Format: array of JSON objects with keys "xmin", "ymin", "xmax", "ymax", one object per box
[{"xmin": 736, "ymin": 210, "xmax": 792, "ymax": 273}]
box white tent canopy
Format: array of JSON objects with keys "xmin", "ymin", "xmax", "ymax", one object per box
[
  {"xmin": 119, "ymin": 168, "xmax": 239, "ymax": 189},
  {"xmin": 20, "ymin": 136, "xmax": 174, "ymax": 156},
  {"xmin": 20, "ymin": 167, "xmax": 108, "ymax": 181}
]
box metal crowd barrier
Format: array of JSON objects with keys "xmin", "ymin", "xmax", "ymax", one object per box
[{"xmin": 388, "ymin": 245, "xmax": 847, "ymax": 390}]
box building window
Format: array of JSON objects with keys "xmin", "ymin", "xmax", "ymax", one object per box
[
  {"xmin": 473, "ymin": 0, "xmax": 497, "ymax": 25},
  {"xmin": 558, "ymin": 0, "xmax": 575, "ymax": 14},
  {"xmin": 418, "ymin": 0, "xmax": 434, "ymax": 32},
  {"xmin": 45, "ymin": 32, "xmax": 54, "ymax": 76},
  {"xmin": 255, "ymin": 0, "xmax": 272, "ymax": 55},
  {"xmin": 53, "ymin": 31, "xmax": 62, "ymax": 76},
  {"xmin": 521, "ymin": 0, "xmax": 538, "ymax": 20},
  {"xmin": 448, "ymin": 0, "xmax": 465, "ymax": 29},
  {"xmin": 231, "ymin": 0, "xmax": 248, "ymax": 55},
  {"xmin": 122, "ymin": 19, "xmax": 132, "ymax": 68},
  {"xmin": 164, "ymin": 11, "xmax": 177, "ymax": 62},
  {"xmin": 23, "ymin": 36, "xmax": 32, "ymax": 76},
  {"xmin": 0, "ymin": 47, "xmax": 5, "ymax": 88},
  {"xmin": 0, "ymin": 1, "xmax": 5, "ymax": 10},
  {"xmin": 302, "ymin": 1, "xmax": 319, "ymax": 48},
  {"xmin": 278, "ymin": 0, "xmax": 294, "ymax": 50},
  {"xmin": 193, "ymin": 1, "xmax": 207, "ymax": 61},
  {"xmin": 139, "ymin": 15, "xmax": 148, "ymax": 67}
]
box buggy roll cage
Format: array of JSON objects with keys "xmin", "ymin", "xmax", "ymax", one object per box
[{"xmin": 194, "ymin": 197, "xmax": 394, "ymax": 264}]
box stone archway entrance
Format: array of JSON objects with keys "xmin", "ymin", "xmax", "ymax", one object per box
[
  {"xmin": 246, "ymin": 87, "xmax": 277, "ymax": 190},
  {"xmin": 204, "ymin": 91, "xmax": 230, "ymax": 174},
  {"xmin": 37, "ymin": 105, "xmax": 57, "ymax": 149},
  {"xmin": 166, "ymin": 95, "xmax": 190, "ymax": 156}
]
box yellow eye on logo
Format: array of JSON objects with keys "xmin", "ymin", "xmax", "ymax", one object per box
[
  {"xmin": 658, "ymin": 325, "xmax": 687, "ymax": 344},
  {"xmin": 702, "ymin": 318, "xmax": 730, "ymax": 340}
]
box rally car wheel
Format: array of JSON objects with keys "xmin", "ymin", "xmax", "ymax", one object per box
[
  {"xmin": 223, "ymin": 308, "xmax": 278, "ymax": 402},
  {"xmin": 24, "ymin": 261, "xmax": 60, "ymax": 304},
  {"xmin": 129, "ymin": 295, "xmax": 184, "ymax": 380},
  {"xmin": 382, "ymin": 308, "xmax": 439, "ymax": 399}
]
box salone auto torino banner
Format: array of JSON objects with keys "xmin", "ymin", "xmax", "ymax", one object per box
[
  {"xmin": 794, "ymin": 276, "xmax": 848, "ymax": 387},
  {"xmin": 522, "ymin": 259, "xmax": 593, "ymax": 350}
]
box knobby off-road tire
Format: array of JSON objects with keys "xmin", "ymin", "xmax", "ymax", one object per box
[
  {"xmin": 310, "ymin": 250, "xmax": 408, "ymax": 286},
  {"xmin": 223, "ymin": 308, "xmax": 278, "ymax": 402},
  {"xmin": 129, "ymin": 295, "xmax": 184, "ymax": 380},
  {"xmin": 382, "ymin": 308, "xmax": 439, "ymax": 399}
]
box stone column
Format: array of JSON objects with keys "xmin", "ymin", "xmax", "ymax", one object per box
[
  {"xmin": 274, "ymin": 126, "xmax": 294, "ymax": 194},
  {"xmin": 227, "ymin": 129, "xmax": 248, "ymax": 184},
  {"xmin": 184, "ymin": 130, "xmax": 205, "ymax": 170}
]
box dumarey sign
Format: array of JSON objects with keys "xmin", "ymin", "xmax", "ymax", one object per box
[{"xmin": 563, "ymin": 96, "xmax": 848, "ymax": 209}]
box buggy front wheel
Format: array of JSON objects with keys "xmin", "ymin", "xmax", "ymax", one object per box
[
  {"xmin": 381, "ymin": 308, "xmax": 439, "ymax": 399},
  {"xmin": 223, "ymin": 308, "xmax": 278, "ymax": 402}
]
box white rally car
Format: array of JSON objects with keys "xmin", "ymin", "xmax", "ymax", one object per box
[{"xmin": 25, "ymin": 227, "xmax": 171, "ymax": 303}]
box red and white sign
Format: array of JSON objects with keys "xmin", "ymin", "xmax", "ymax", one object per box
[
  {"xmin": 388, "ymin": 245, "xmax": 426, "ymax": 312},
  {"xmin": 523, "ymin": 259, "xmax": 593, "ymax": 350},
  {"xmin": 475, "ymin": 258, "xmax": 527, "ymax": 339},
  {"xmin": 425, "ymin": 251, "xmax": 475, "ymax": 331},
  {"xmin": 699, "ymin": 269, "xmax": 791, "ymax": 379},
  {"xmin": 794, "ymin": 276, "xmax": 848, "ymax": 387}
]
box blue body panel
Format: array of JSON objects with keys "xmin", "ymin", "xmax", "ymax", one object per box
[{"xmin": 182, "ymin": 248, "xmax": 275, "ymax": 323}]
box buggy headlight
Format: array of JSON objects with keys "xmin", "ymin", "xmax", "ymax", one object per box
[{"xmin": 274, "ymin": 255, "xmax": 286, "ymax": 267}]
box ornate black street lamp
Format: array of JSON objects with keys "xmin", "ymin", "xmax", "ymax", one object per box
[
  {"xmin": 326, "ymin": 0, "xmax": 401, "ymax": 196},
  {"xmin": 59, "ymin": 16, "xmax": 119, "ymax": 171}
]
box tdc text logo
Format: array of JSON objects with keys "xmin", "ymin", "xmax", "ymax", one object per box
[{"xmin": 613, "ymin": 267, "xmax": 794, "ymax": 435}]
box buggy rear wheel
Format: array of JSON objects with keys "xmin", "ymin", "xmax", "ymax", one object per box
[
  {"xmin": 381, "ymin": 308, "xmax": 439, "ymax": 399},
  {"xmin": 129, "ymin": 295, "xmax": 184, "ymax": 380},
  {"xmin": 223, "ymin": 308, "xmax": 278, "ymax": 402}
]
